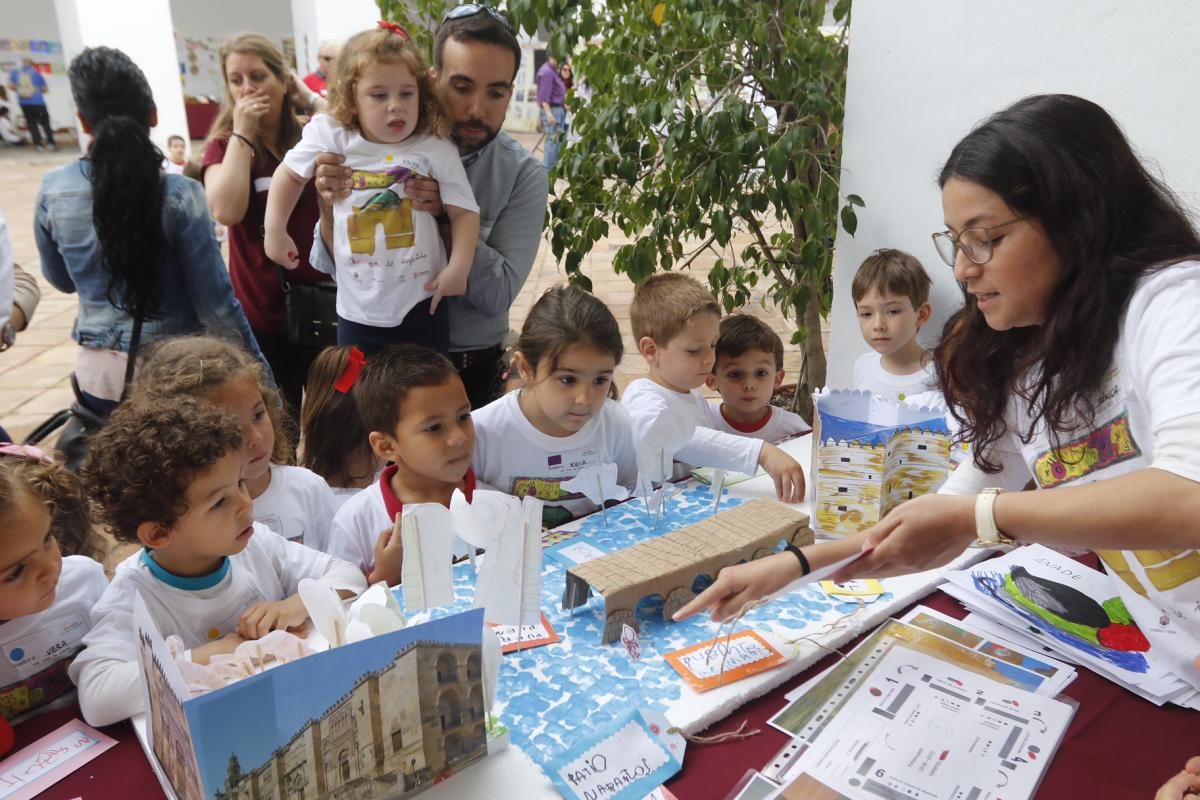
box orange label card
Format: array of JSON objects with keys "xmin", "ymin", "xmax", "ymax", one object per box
[
  {"xmin": 665, "ymin": 630, "xmax": 785, "ymax": 692},
  {"xmin": 487, "ymin": 612, "xmax": 561, "ymax": 653}
]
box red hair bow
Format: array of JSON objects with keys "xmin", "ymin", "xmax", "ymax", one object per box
[
  {"xmin": 334, "ymin": 347, "xmax": 367, "ymax": 394},
  {"xmin": 378, "ymin": 20, "xmax": 410, "ymax": 39}
]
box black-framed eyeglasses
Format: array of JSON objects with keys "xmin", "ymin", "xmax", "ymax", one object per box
[
  {"xmin": 931, "ymin": 216, "xmax": 1026, "ymax": 267},
  {"xmin": 441, "ymin": 3, "xmax": 515, "ymax": 34}
]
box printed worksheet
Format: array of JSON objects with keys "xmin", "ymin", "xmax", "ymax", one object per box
[{"xmin": 796, "ymin": 645, "xmax": 1074, "ymax": 800}]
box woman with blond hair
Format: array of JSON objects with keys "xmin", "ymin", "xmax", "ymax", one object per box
[{"xmin": 203, "ymin": 32, "xmax": 330, "ymax": 414}]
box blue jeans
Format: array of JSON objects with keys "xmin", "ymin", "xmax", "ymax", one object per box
[
  {"xmin": 542, "ymin": 106, "xmax": 566, "ymax": 171},
  {"xmin": 337, "ymin": 297, "xmax": 449, "ymax": 356}
]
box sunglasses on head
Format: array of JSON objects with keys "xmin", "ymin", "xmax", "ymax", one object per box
[{"xmin": 441, "ymin": 3, "xmax": 515, "ymax": 35}]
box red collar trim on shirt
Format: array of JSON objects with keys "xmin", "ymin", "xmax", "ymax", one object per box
[
  {"xmin": 378, "ymin": 463, "xmax": 476, "ymax": 521},
  {"xmin": 720, "ymin": 404, "xmax": 773, "ymax": 433}
]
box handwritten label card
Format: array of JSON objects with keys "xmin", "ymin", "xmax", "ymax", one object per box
[
  {"xmin": 0, "ymin": 719, "xmax": 116, "ymax": 800},
  {"xmin": 545, "ymin": 539, "xmax": 608, "ymax": 568},
  {"xmin": 665, "ymin": 630, "xmax": 785, "ymax": 692},
  {"xmin": 486, "ymin": 613, "xmax": 560, "ymax": 653},
  {"xmin": 547, "ymin": 709, "xmax": 685, "ymax": 800}
]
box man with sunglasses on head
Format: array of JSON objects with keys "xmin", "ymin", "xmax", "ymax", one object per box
[{"xmin": 310, "ymin": 5, "xmax": 549, "ymax": 410}]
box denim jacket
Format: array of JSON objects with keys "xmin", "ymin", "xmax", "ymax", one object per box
[{"xmin": 35, "ymin": 159, "xmax": 265, "ymax": 363}]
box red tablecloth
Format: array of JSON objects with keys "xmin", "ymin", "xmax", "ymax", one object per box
[
  {"xmin": 666, "ymin": 588, "xmax": 1200, "ymax": 800},
  {"xmin": 21, "ymin": 580, "xmax": 1200, "ymax": 800}
]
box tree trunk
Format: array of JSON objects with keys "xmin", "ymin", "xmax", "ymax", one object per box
[{"xmin": 790, "ymin": 269, "xmax": 828, "ymax": 424}]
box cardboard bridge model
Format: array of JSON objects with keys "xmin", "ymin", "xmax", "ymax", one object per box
[{"xmin": 561, "ymin": 499, "xmax": 814, "ymax": 643}]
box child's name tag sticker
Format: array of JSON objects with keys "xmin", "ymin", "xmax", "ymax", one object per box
[
  {"xmin": 665, "ymin": 630, "xmax": 785, "ymax": 692},
  {"xmin": 6, "ymin": 613, "xmax": 89, "ymax": 679},
  {"xmin": 547, "ymin": 709, "xmax": 685, "ymax": 800},
  {"xmin": 547, "ymin": 445, "xmax": 602, "ymax": 476}
]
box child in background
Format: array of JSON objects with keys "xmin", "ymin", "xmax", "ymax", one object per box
[
  {"xmin": 161, "ymin": 134, "xmax": 187, "ymax": 174},
  {"xmin": 706, "ymin": 314, "xmax": 811, "ymax": 442},
  {"xmin": 300, "ymin": 346, "xmax": 381, "ymax": 511},
  {"xmin": 329, "ymin": 344, "xmax": 476, "ymax": 584},
  {"xmin": 133, "ymin": 336, "xmax": 337, "ymax": 552},
  {"xmin": 71, "ymin": 397, "xmax": 365, "ymax": 727},
  {"xmin": 263, "ymin": 23, "xmax": 480, "ymax": 354},
  {"xmin": 0, "ymin": 446, "xmax": 107, "ymax": 721},
  {"xmin": 851, "ymin": 249, "xmax": 938, "ymax": 403},
  {"xmin": 621, "ymin": 273, "xmax": 806, "ymax": 503},
  {"xmin": 472, "ymin": 285, "xmax": 637, "ymax": 528}
]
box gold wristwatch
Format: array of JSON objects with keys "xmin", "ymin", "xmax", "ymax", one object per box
[{"xmin": 974, "ymin": 488, "xmax": 1017, "ymax": 549}]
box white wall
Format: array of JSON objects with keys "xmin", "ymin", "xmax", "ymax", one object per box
[
  {"xmin": 291, "ymin": 0, "xmax": 378, "ymax": 75},
  {"xmin": 53, "ymin": 0, "xmax": 187, "ymax": 153},
  {"xmin": 170, "ymin": 0, "xmax": 293, "ymax": 41},
  {"xmin": 827, "ymin": 0, "xmax": 1200, "ymax": 387}
]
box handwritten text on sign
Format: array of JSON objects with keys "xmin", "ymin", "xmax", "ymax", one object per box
[
  {"xmin": 678, "ymin": 636, "xmax": 775, "ymax": 680},
  {"xmin": 557, "ymin": 719, "xmax": 669, "ymax": 800},
  {"xmin": 0, "ymin": 724, "xmax": 113, "ymax": 800}
]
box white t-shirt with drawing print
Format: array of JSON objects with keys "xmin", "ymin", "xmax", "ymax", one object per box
[
  {"xmin": 68, "ymin": 524, "xmax": 365, "ymax": 727},
  {"xmin": 283, "ymin": 114, "xmax": 478, "ymax": 327},
  {"xmin": 941, "ymin": 262, "xmax": 1200, "ymax": 691}
]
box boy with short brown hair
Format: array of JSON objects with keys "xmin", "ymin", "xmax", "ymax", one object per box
[
  {"xmin": 621, "ymin": 273, "xmax": 806, "ymax": 501},
  {"xmin": 328, "ymin": 344, "xmax": 478, "ymax": 584},
  {"xmin": 851, "ymin": 248, "xmax": 938, "ymax": 403},
  {"xmin": 706, "ymin": 314, "xmax": 810, "ymax": 441}
]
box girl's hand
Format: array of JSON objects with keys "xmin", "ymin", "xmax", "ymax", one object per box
[
  {"xmin": 237, "ymin": 596, "xmax": 308, "ymax": 639},
  {"xmin": 407, "ymin": 174, "xmax": 444, "ymax": 217},
  {"xmin": 191, "ymin": 633, "xmax": 246, "ymax": 665},
  {"xmin": 832, "ymin": 493, "xmax": 976, "ymax": 581},
  {"xmin": 265, "ymin": 228, "xmax": 300, "ymax": 269},
  {"xmin": 232, "ymin": 92, "xmax": 270, "ymax": 139},
  {"xmin": 369, "ymin": 525, "xmax": 405, "ymax": 586},
  {"xmin": 1155, "ymin": 757, "xmax": 1200, "ymax": 800},
  {"xmin": 426, "ymin": 263, "xmax": 469, "ymax": 313},
  {"xmin": 673, "ymin": 552, "xmax": 804, "ymax": 623}
]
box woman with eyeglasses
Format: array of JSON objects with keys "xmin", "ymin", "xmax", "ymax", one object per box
[{"xmin": 676, "ymin": 94, "xmax": 1200, "ymax": 692}]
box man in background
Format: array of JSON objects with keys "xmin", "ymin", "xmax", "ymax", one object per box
[{"xmin": 303, "ymin": 41, "xmax": 340, "ymax": 97}]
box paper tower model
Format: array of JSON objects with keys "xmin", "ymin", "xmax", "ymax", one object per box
[
  {"xmin": 812, "ymin": 388, "xmax": 951, "ymax": 537},
  {"xmin": 562, "ymin": 498, "xmax": 814, "ymax": 643}
]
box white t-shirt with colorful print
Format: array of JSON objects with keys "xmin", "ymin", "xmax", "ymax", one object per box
[
  {"xmin": 942, "ymin": 262, "xmax": 1200, "ymax": 690},
  {"xmin": 283, "ymin": 114, "xmax": 478, "ymax": 327}
]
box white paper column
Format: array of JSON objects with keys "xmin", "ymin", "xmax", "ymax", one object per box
[{"xmin": 52, "ymin": 0, "xmax": 186, "ymax": 153}]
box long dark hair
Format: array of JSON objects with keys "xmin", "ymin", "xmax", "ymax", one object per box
[
  {"xmin": 935, "ymin": 94, "xmax": 1200, "ymax": 470},
  {"xmin": 518, "ymin": 285, "xmax": 624, "ymax": 374},
  {"xmin": 69, "ymin": 47, "xmax": 165, "ymax": 320}
]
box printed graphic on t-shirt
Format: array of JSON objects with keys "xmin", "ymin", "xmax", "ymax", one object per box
[
  {"xmin": 509, "ymin": 476, "xmax": 581, "ymax": 530},
  {"xmin": 1033, "ymin": 409, "xmax": 1142, "ymax": 489},
  {"xmin": 0, "ymin": 649, "xmax": 80, "ymax": 719},
  {"xmin": 1098, "ymin": 549, "xmax": 1200, "ymax": 596}
]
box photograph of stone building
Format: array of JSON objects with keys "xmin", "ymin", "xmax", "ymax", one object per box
[
  {"xmin": 138, "ymin": 628, "xmax": 204, "ymax": 800},
  {"xmin": 211, "ymin": 637, "xmax": 488, "ymax": 800}
]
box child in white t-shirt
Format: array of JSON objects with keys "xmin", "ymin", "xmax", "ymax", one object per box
[
  {"xmin": 472, "ymin": 285, "xmax": 637, "ymax": 528},
  {"xmin": 329, "ymin": 345, "xmax": 477, "ymax": 585},
  {"xmin": 850, "ymin": 248, "xmax": 939, "ymax": 403},
  {"xmin": 264, "ymin": 23, "xmax": 480, "ymax": 353},
  {"xmin": 0, "ymin": 446, "xmax": 107, "ymax": 721},
  {"xmin": 72, "ymin": 397, "xmax": 365, "ymax": 727},
  {"xmin": 134, "ymin": 336, "xmax": 338, "ymax": 551},
  {"xmin": 300, "ymin": 345, "xmax": 382, "ymax": 512},
  {"xmin": 706, "ymin": 314, "xmax": 810, "ymax": 443},
  {"xmin": 161, "ymin": 134, "xmax": 187, "ymax": 174},
  {"xmin": 620, "ymin": 273, "xmax": 806, "ymax": 502}
]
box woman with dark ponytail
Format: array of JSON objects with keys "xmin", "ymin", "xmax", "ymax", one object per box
[{"xmin": 34, "ymin": 47, "xmax": 264, "ymax": 415}]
